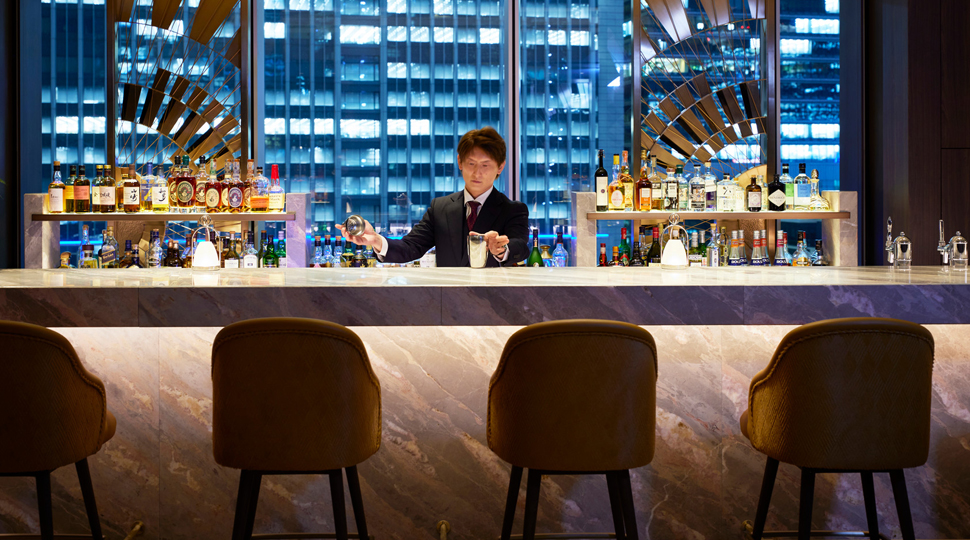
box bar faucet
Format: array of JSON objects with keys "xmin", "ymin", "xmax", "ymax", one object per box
[
  {"xmin": 938, "ymin": 219, "xmax": 968, "ymax": 270},
  {"xmin": 885, "ymin": 217, "xmax": 895, "ymax": 265},
  {"xmin": 938, "ymin": 220, "xmax": 950, "ymax": 265}
]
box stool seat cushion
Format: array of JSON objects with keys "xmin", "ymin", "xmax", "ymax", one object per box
[
  {"xmin": 101, "ymin": 410, "xmax": 117, "ymax": 447},
  {"xmin": 740, "ymin": 409, "xmax": 750, "ymax": 440}
]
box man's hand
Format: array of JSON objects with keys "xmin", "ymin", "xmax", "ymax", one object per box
[
  {"xmin": 474, "ymin": 230, "xmax": 508, "ymax": 258},
  {"xmin": 336, "ymin": 219, "xmax": 382, "ymax": 248}
]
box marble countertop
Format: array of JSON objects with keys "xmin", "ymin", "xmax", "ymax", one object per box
[{"xmin": 1, "ymin": 266, "xmax": 968, "ymax": 327}]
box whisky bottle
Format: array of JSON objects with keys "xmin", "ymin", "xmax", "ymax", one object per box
[
  {"xmin": 341, "ymin": 239, "xmax": 354, "ymax": 267},
  {"xmin": 689, "ymin": 163, "xmax": 706, "ymax": 211},
  {"xmin": 91, "ymin": 165, "xmax": 103, "ymax": 212},
  {"xmin": 250, "ymin": 166, "xmax": 270, "ymax": 212},
  {"xmin": 152, "ymin": 163, "xmax": 169, "ymax": 213},
  {"xmin": 792, "ymin": 232, "xmax": 812, "ymax": 266},
  {"xmin": 80, "ymin": 225, "xmax": 98, "ymax": 268},
  {"xmin": 594, "ymin": 150, "xmax": 609, "ymax": 212},
  {"xmin": 148, "ymin": 229, "xmax": 163, "ymax": 268},
  {"xmin": 527, "ymin": 227, "xmax": 544, "ymax": 267},
  {"xmin": 101, "ymin": 227, "xmax": 120, "ymax": 268},
  {"xmin": 175, "ymin": 155, "xmax": 197, "ymax": 211},
  {"xmin": 167, "ymin": 161, "xmax": 179, "ymax": 210},
  {"xmin": 352, "ymin": 247, "xmax": 366, "ymax": 268},
  {"xmin": 635, "ymin": 150, "xmax": 651, "ymax": 211},
  {"xmin": 100, "ymin": 165, "xmax": 117, "ymax": 213},
  {"xmin": 227, "ymin": 159, "xmax": 244, "ymax": 213},
  {"xmin": 619, "ymin": 150, "xmax": 635, "ymax": 211},
  {"xmin": 268, "ymin": 164, "xmax": 285, "ymax": 212},
  {"xmin": 113, "ymin": 165, "xmax": 125, "ymax": 212},
  {"xmin": 630, "ymin": 241, "xmax": 644, "ymax": 267},
  {"xmin": 47, "ymin": 161, "xmax": 65, "ymax": 213},
  {"xmin": 649, "ymin": 156, "xmax": 663, "ymax": 210},
  {"xmin": 139, "ymin": 163, "xmax": 154, "ymax": 211},
  {"xmin": 663, "ymin": 167, "xmax": 678, "ymax": 211},
  {"xmin": 676, "ymin": 165, "xmax": 689, "ymax": 211},
  {"xmin": 745, "ymin": 177, "xmax": 762, "ymax": 211},
  {"xmin": 703, "ymin": 162, "xmax": 717, "ymax": 211},
  {"xmin": 205, "ymin": 160, "xmax": 222, "ymax": 212},
  {"xmin": 243, "ymin": 160, "xmax": 255, "ymax": 212},
  {"xmin": 195, "ymin": 156, "xmax": 208, "ymax": 213},
  {"xmin": 65, "ymin": 165, "xmax": 76, "ymax": 213},
  {"xmin": 608, "ymin": 154, "xmax": 623, "ymax": 211},
  {"xmin": 74, "ymin": 165, "xmax": 90, "ymax": 212},
  {"xmin": 813, "ymin": 240, "xmax": 828, "ymax": 266},
  {"xmin": 123, "ymin": 171, "xmax": 140, "ymax": 213}
]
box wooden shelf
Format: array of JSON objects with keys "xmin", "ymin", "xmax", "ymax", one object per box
[
  {"xmin": 31, "ymin": 212, "xmax": 295, "ymax": 222},
  {"xmin": 586, "ymin": 210, "xmax": 851, "ymax": 221}
]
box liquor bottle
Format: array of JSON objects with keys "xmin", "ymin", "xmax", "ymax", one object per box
[
  {"xmin": 250, "ymin": 166, "xmax": 270, "ymax": 212},
  {"xmin": 165, "ymin": 160, "xmax": 178, "ymax": 210},
  {"xmin": 148, "ymin": 229, "xmax": 162, "ymax": 268},
  {"xmin": 676, "ymin": 165, "xmax": 689, "ymax": 211},
  {"xmin": 351, "ymin": 247, "xmax": 366, "ymax": 268},
  {"xmin": 594, "ymin": 150, "xmax": 609, "ymax": 212},
  {"xmin": 793, "ymin": 163, "xmax": 811, "ymax": 210},
  {"xmin": 123, "ymin": 171, "xmax": 140, "ymax": 213},
  {"xmin": 79, "ymin": 225, "xmax": 97, "ymax": 268},
  {"xmin": 697, "ymin": 229, "xmax": 708, "ymax": 259},
  {"xmin": 47, "ymin": 161, "xmax": 65, "ymax": 213},
  {"xmin": 311, "ymin": 236, "xmax": 326, "ymax": 267},
  {"xmin": 552, "ymin": 227, "xmax": 568, "ymax": 267},
  {"xmin": 663, "ymin": 167, "xmax": 678, "ymax": 210},
  {"xmin": 619, "ymin": 227, "xmax": 630, "ymax": 262},
  {"xmin": 202, "ymin": 160, "xmax": 219, "ymax": 212},
  {"xmin": 193, "ymin": 156, "xmax": 207, "ymax": 213},
  {"xmin": 780, "ymin": 163, "xmax": 794, "ymax": 210},
  {"xmin": 738, "ymin": 229, "xmax": 748, "ymax": 265},
  {"xmin": 276, "ymin": 230, "xmax": 287, "ymax": 268},
  {"xmin": 733, "ymin": 175, "xmax": 745, "ymax": 213},
  {"xmin": 101, "ymin": 227, "xmax": 120, "ymax": 268},
  {"xmin": 138, "ymin": 163, "xmax": 153, "ymax": 211},
  {"xmin": 619, "ymin": 151, "xmax": 635, "ymax": 211},
  {"xmin": 74, "ymin": 166, "xmax": 90, "ymax": 212},
  {"xmin": 703, "ymin": 162, "xmax": 717, "ymax": 211},
  {"xmin": 630, "ymin": 241, "xmax": 644, "ymax": 267},
  {"xmin": 220, "ymin": 234, "xmax": 239, "ymax": 268},
  {"xmin": 268, "ymin": 164, "xmax": 285, "ymax": 212},
  {"xmin": 365, "ymin": 245, "xmax": 377, "ymax": 267},
  {"xmin": 745, "ymin": 177, "xmax": 762, "ymax": 211},
  {"xmin": 127, "ymin": 254, "xmax": 143, "ymax": 268},
  {"xmin": 773, "ymin": 233, "xmax": 789, "ymax": 266},
  {"xmin": 792, "ymin": 232, "xmax": 812, "ymax": 266},
  {"xmin": 689, "ymin": 163, "xmax": 706, "ymax": 211},
  {"xmin": 242, "ymin": 160, "xmax": 255, "ymax": 212},
  {"xmin": 716, "ymin": 173, "xmax": 735, "ymax": 212},
  {"xmin": 101, "ymin": 165, "xmax": 117, "ymax": 213},
  {"xmin": 261, "ymin": 235, "xmax": 278, "ymax": 268},
  {"xmin": 598, "ymin": 243, "xmax": 608, "ymax": 267},
  {"xmin": 127, "ymin": 163, "xmax": 140, "ymax": 210},
  {"xmin": 813, "ymin": 240, "xmax": 828, "ymax": 266},
  {"xmin": 728, "ymin": 230, "xmax": 743, "ymax": 266},
  {"xmin": 240, "ymin": 233, "xmax": 257, "ymax": 268},
  {"xmin": 226, "ymin": 159, "xmax": 244, "ymax": 213},
  {"xmin": 610, "ymin": 246, "xmax": 621, "ymax": 266},
  {"xmin": 635, "ymin": 150, "xmax": 651, "ymax": 211},
  {"xmin": 767, "ymin": 173, "xmax": 786, "ymax": 211},
  {"xmin": 91, "ymin": 165, "xmax": 103, "ymax": 212},
  {"xmin": 608, "ymin": 154, "xmax": 623, "ymax": 211},
  {"xmin": 341, "ymin": 239, "xmax": 354, "ymax": 267},
  {"xmin": 120, "ymin": 240, "xmax": 134, "ymax": 268},
  {"xmin": 639, "ymin": 226, "xmax": 650, "ymax": 265},
  {"xmin": 648, "ymin": 155, "xmax": 664, "ymax": 210},
  {"xmin": 332, "ymin": 237, "xmax": 345, "ymax": 267},
  {"xmin": 323, "ymin": 234, "xmax": 334, "ymax": 266},
  {"xmin": 706, "ymin": 225, "xmax": 721, "ymax": 267},
  {"xmin": 527, "ymin": 227, "xmax": 544, "ymax": 267},
  {"xmin": 113, "ymin": 165, "xmax": 125, "ymax": 212},
  {"xmin": 750, "ymin": 231, "xmax": 765, "ymax": 266},
  {"xmin": 688, "ymin": 231, "xmax": 704, "ymax": 266},
  {"xmin": 809, "ymin": 168, "xmax": 831, "ymax": 210},
  {"xmin": 59, "ymin": 252, "xmax": 73, "ymax": 269},
  {"xmin": 150, "ymin": 163, "xmax": 169, "ymax": 213},
  {"xmin": 65, "ymin": 164, "xmax": 76, "ymax": 213},
  {"xmin": 174, "ymin": 155, "xmax": 195, "ymax": 211},
  {"xmin": 647, "ymin": 227, "xmax": 662, "ymax": 265}
]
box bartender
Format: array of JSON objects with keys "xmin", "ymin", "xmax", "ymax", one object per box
[{"xmin": 337, "ymin": 127, "xmax": 529, "ymax": 267}]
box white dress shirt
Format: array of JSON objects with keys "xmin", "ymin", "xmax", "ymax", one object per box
[{"xmin": 376, "ymin": 187, "xmax": 509, "ymax": 262}]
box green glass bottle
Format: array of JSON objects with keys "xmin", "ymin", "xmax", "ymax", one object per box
[
  {"xmin": 262, "ymin": 236, "xmax": 278, "ymax": 268},
  {"xmin": 341, "ymin": 241, "xmax": 354, "ymax": 267},
  {"xmin": 527, "ymin": 227, "xmax": 545, "ymax": 267}
]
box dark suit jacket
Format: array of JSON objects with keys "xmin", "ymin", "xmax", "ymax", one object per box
[{"xmin": 383, "ymin": 189, "xmax": 530, "ymax": 267}]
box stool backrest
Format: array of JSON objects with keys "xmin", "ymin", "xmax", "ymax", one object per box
[
  {"xmin": 487, "ymin": 319, "xmax": 657, "ymax": 471},
  {"xmin": 0, "ymin": 321, "xmax": 109, "ymax": 473},
  {"xmin": 212, "ymin": 318, "xmax": 381, "ymax": 471},
  {"xmin": 747, "ymin": 317, "xmax": 934, "ymax": 470}
]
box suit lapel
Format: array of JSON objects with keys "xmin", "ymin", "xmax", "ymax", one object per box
[
  {"xmin": 471, "ymin": 189, "xmax": 504, "ymax": 235},
  {"xmin": 445, "ymin": 191, "xmax": 466, "ymax": 266}
]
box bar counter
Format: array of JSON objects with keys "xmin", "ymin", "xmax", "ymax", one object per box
[{"xmin": 0, "ymin": 267, "xmax": 968, "ymax": 539}]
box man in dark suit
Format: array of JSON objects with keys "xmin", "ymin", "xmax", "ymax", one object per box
[{"xmin": 337, "ymin": 127, "xmax": 530, "ymax": 266}]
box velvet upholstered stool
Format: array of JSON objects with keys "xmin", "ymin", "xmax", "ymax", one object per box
[
  {"xmin": 487, "ymin": 319, "xmax": 658, "ymax": 540},
  {"xmin": 0, "ymin": 321, "xmax": 117, "ymax": 540},
  {"xmin": 212, "ymin": 318, "xmax": 382, "ymax": 540},
  {"xmin": 740, "ymin": 317, "xmax": 935, "ymax": 540}
]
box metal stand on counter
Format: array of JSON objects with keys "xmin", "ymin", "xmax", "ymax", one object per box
[
  {"xmin": 569, "ymin": 191, "xmax": 858, "ymax": 267},
  {"xmin": 24, "ymin": 193, "xmax": 312, "ymax": 269}
]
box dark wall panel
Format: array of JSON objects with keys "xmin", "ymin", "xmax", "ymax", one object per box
[
  {"xmin": 941, "ymin": 149, "xmax": 970, "ymax": 236},
  {"xmin": 941, "ymin": 0, "xmax": 970, "ymax": 149}
]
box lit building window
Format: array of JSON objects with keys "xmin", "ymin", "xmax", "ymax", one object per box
[
  {"xmin": 825, "ymin": 0, "xmax": 839, "ymax": 14},
  {"xmin": 811, "ymin": 124, "xmax": 840, "ymax": 139},
  {"xmin": 265, "ymin": 118, "xmax": 286, "ymax": 135},
  {"xmin": 340, "ymin": 119, "xmax": 381, "ymax": 138},
  {"xmin": 781, "ymin": 39, "xmax": 812, "ymax": 56},
  {"xmin": 315, "ymin": 118, "xmax": 335, "ymax": 135},
  {"xmin": 340, "ymin": 25, "xmax": 381, "ymax": 44},
  {"xmin": 387, "ymin": 0, "xmax": 406, "ymax": 12},
  {"xmin": 794, "ymin": 18, "xmax": 839, "ymax": 35},
  {"xmin": 434, "ymin": 27, "xmax": 454, "ymax": 43},
  {"xmin": 433, "ymin": 0, "xmax": 453, "ymax": 15},
  {"xmin": 782, "ymin": 124, "xmax": 809, "ymax": 139},
  {"xmin": 56, "ymin": 116, "xmax": 79, "ymax": 134},
  {"xmin": 480, "ymin": 28, "xmax": 500, "ymax": 44},
  {"xmin": 265, "ymin": 22, "xmax": 285, "ymax": 39},
  {"xmin": 387, "ymin": 26, "xmax": 407, "ymax": 42}
]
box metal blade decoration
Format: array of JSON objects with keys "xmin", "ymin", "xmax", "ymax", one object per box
[
  {"xmin": 637, "ymin": 0, "xmax": 769, "ymax": 179},
  {"xmin": 112, "ymin": 0, "xmax": 243, "ymax": 175}
]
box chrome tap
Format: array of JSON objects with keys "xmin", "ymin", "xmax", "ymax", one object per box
[
  {"xmin": 938, "ymin": 220, "xmax": 950, "ymax": 265},
  {"xmin": 885, "ymin": 217, "xmax": 895, "ymax": 265},
  {"xmin": 939, "ymin": 221, "xmax": 968, "ymax": 271}
]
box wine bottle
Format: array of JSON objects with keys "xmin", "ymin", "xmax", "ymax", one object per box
[
  {"xmin": 646, "ymin": 227, "xmax": 661, "ymax": 265},
  {"xmin": 594, "ymin": 150, "xmax": 608, "ymax": 212},
  {"xmin": 527, "ymin": 227, "xmax": 545, "ymax": 267}
]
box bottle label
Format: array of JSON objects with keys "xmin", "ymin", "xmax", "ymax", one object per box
[
  {"xmin": 767, "ymin": 189, "xmax": 787, "ymax": 207},
  {"xmin": 195, "ymin": 181, "xmax": 207, "ymax": 204},
  {"xmin": 666, "ymin": 183, "xmax": 678, "ymax": 198},
  {"xmin": 101, "ymin": 245, "xmax": 116, "ymax": 264},
  {"xmin": 278, "ymin": 256, "xmax": 288, "ymax": 268},
  {"xmin": 243, "ymin": 186, "xmax": 253, "ymax": 207},
  {"xmin": 795, "ymin": 183, "xmax": 811, "ymax": 204},
  {"xmin": 690, "ymin": 187, "xmax": 705, "ymax": 209},
  {"xmin": 206, "ymin": 188, "xmax": 221, "ymax": 208},
  {"xmin": 168, "ymin": 179, "xmax": 178, "ymax": 205},
  {"xmin": 140, "ymin": 184, "xmax": 152, "ymax": 207},
  {"xmin": 785, "ymin": 184, "xmax": 795, "ymax": 205},
  {"xmin": 639, "ymin": 188, "xmax": 650, "ymax": 203},
  {"xmin": 610, "ymin": 189, "xmax": 623, "ymax": 208},
  {"xmin": 268, "ymin": 192, "xmax": 285, "ymax": 210},
  {"xmin": 243, "ymin": 254, "xmax": 258, "ymax": 268},
  {"xmin": 100, "ymin": 186, "xmax": 115, "ymax": 206},
  {"xmin": 176, "ymin": 180, "xmax": 195, "ymax": 204},
  {"xmin": 251, "ymin": 196, "xmax": 269, "ymax": 210},
  {"xmin": 221, "ymin": 188, "xmax": 230, "ymax": 207},
  {"xmin": 124, "ymin": 186, "xmax": 140, "ymax": 206},
  {"xmin": 48, "ymin": 189, "xmax": 64, "ymax": 212},
  {"xmin": 595, "ymin": 175, "xmax": 608, "ymax": 207},
  {"xmin": 224, "ymin": 259, "xmax": 239, "ymax": 269},
  {"xmin": 748, "ymin": 191, "xmax": 762, "ymax": 209},
  {"xmin": 229, "ymin": 187, "xmax": 243, "ymax": 208},
  {"xmin": 75, "ymin": 185, "xmax": 89, "ymax": 201},
  {"xmin": 91, "ymin": 186, "xmax": 101, "ymax": 205},
  {"xmin": 652, "ymin": 186, "xmax": 662, "ymax": 201},
  {"xmin": 64, "ymin": 185, "xmax": 74, "ymax": 200},
  {"xmin": 153, "ymin": 185, "xmax": 169, "ymax": 207}
]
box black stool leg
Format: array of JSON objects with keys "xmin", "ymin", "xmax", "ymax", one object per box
[
  {"xmin": 889, "ymin": 470, "xmax": 916, "ymax": 540},
  {"xmin": 860, "ymin": 472, "xmax": 879, "ymax": 540},
  {"xmin": 329, "ymin": 470, "xmax": 349, "ymax": 540},
  {"xmin": 244, "ymin": 472, "xmax": 263, "ymax": 540},
  {"xmin": 798, "ymin": 469, "xmax": 815, "ymax": 540},
  {"xmin": 617, "ymin": 470, "xmax": 640, "ymax": 540},
  {"xmin": 605, "ymin": 472, "xmax": 626, "ymax": 540},
  {"xmin": 500, "ymin": 466, "xmax": 523, "ymax": 540},
  {"xmin": 345, "ymin": 466, "xmax": 369, "ymax": 540},
  {"xmin": 231, "ymin": 470, "xmax": 261, "ymax": 540},
  {"xmin": 75, "ymin": 458, "xmax": 104, "ymax": 540},
  {"xmin": 752, "ymin": 457, "xmax": 779, "ymax": 540},
  {"xmin": 35, "ymin": 471, "xmax": 53, "ymax": 540},
  {"xmin": 522, "ymin": 469, "xmax": 541, "ymax": 540}
]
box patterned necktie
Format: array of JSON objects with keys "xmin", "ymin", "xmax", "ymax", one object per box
[{"xmin": 466, "ymin": 201, "xmax": 481, "ymax": 232}]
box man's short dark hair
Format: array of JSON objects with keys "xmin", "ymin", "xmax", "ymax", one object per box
[{"xmin": 457, "ymin": 127, "xmax": 506, "ymax": 165}]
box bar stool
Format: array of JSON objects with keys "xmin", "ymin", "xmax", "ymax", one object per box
[
  {"xmin": 0, "ymin": 321, "xmax": 116, "ymax": 540},
  {"xmin": 740, "ymin": 317, "xmax": 934, "ymax": 540},
  {"xmin": 487, "ymin": 319, "xmax": 658, "ymax": 540},
  {"xmin": 212, "ymin": 318, "xmax": 382, "ymax": 540}
]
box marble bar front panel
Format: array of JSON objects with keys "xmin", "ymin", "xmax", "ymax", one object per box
[{"xmin": 0, "ymin": 325, "xmax": 967, "ymax": 540}]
